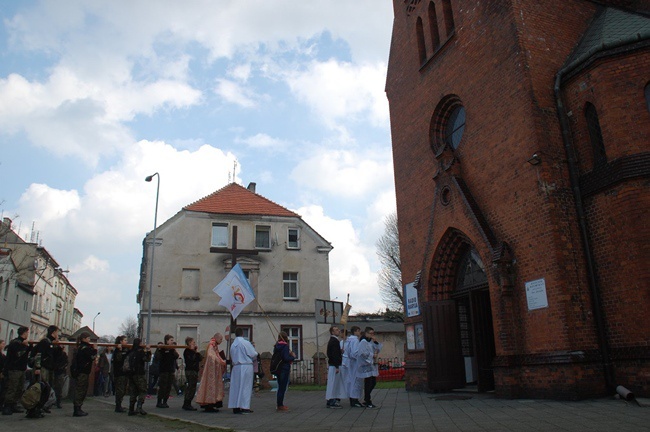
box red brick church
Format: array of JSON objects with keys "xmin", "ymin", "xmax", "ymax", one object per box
[{"xmin": 386, "ymin": 0, "xmax": 650, "ymax": 399}]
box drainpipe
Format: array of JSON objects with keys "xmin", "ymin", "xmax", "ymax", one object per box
[{"xmin": 553, "ymin": 71, "xmax": 614, "ymax": 392}]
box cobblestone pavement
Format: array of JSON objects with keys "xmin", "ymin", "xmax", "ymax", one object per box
[{"xmin": 1, "ymin": 388, "xmax": 649, "ymax": 432}]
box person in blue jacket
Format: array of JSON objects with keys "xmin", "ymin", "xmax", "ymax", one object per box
[{"xmin": 273, "ymin": 331, "xmax": 296, "ymax": 411}]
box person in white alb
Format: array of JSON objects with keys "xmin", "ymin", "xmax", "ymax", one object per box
[
  {"xmin": 228, "ymin": 328, "xmax": 258, "ymax": 414},
  {"xmin": 325, "ymin": 325, "xmax": 347, "ymax": 408},
  {"xmin": 343, "ymin": 326, "xmax": 364, "ymax": 407},
  {"xmin": 356, "ymin": 327, "xmax": 382, "ymax": 408}
]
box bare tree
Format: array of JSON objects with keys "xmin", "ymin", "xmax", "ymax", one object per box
[
  {"xmin": 118, "ymin": 316, "xmax": 138, "ymax": 342},
  {"xmin": 376, "ymin": 212, "xmax": 404, "ymax": 312}
]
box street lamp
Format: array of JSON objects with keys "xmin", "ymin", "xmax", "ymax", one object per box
[
  {"xmin": 92, "ymin": 312, "xmax": 101, "ymax": 334},
  {"xmin": 144, "ymin": 172, "xmax": 160, "ymax": 350}
]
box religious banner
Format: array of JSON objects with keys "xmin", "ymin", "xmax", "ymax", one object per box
[
  {"xmin": 315, "ymin": 299, "xmax": 343, "ymax": 324},
  {"xmin": 213, "ymin": 263, "xmax": 255, "ymax": 319}
]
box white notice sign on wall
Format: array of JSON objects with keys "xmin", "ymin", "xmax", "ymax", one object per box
[{"xmin": 525, "ymin": 278, "xmax": 548, "ymax": 311}]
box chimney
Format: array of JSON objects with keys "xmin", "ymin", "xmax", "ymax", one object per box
[
  {"xmin": 247, "ymin": 182, "xmax": 257, "ymax": 193},
  {"xmin": 2, "ymin": 217, "xmax": 11, "ymax": 229}
]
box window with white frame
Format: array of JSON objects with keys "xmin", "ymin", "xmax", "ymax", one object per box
[
  {"xmin": 211, "ymin": 223, "xmax": 228, "ymax": 247},
  {"xmin": 281, "ymin": 325, "xmax": 302, "ymax": 360},
  {"xmin": 287, "ymin": 228, "xmax": 300, "ymax": 249},
  {"xmin": 236, "ymin": 325, "xmax": 253, "ymax": 342},
  {"xmin": 283, "ymin": 272, "xmax": 299, "ymax": 300},
  {"xmin": 255, "ymin": 225, "xmax": 271, "ymax": 249}
]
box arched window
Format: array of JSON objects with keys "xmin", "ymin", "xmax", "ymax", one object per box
[
  {"xmin": 456, "ymin": 248, "xmax": 487, "ymax": 293},
  {"xmin": 585, "ymin": 102, "xmax": 607, "ymax": 168},
  {"xmin": 416, "ymin": 17, "xmax": 427, "ymax": 65},
  {"xmin": 442, "ymin": 0, "xmax": 455, "ymax": 37},
  {"xmin": 430, "ymin": 95, "xmax": 467, "ymax": 154},
  {"xmin": 645, "ymin": 82, "xmax": 650, "ymax": 113},
  {"xmin": 445, "ymin": 105, "xmax": 466, "ymax": 149},
  {"xmin": 428, "ymin": 2, "xmax": 440, "ymax": 51}
]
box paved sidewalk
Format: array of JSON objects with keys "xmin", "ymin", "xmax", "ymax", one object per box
[
  {"xmin": 2, "ymin": 389, "xmax": 649, "ymax": 431},
  {"xmin": 117, "ymin": 388, "xmax": 650, "ymax": 432}
]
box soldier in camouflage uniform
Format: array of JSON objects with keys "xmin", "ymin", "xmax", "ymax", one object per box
[
  {"xmin": 112, "ymin": 335, "xmax": 129, "ymax": 413},
  {"xmin": 2, "ymin": 327, "xmax": 30, "ymax": 416},
  {"xmin": 128, "ymin": 338, "xmax": 151, "ymax": 416},
  {"xmin": 72, "ymin": 332, "xmax": 97, "ymax": 417}
]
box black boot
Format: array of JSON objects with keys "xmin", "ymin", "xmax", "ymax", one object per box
[
  {"xmin": 162, "ymin": 398, "xmax": 169, "ymax": 408},
  {"xmin": 2, "ymin": 405, "xmax": 13, "ymax": 415},
  {"xmin": 182, "ymin": 402, "xmax": 197, "ymax": 411},
  {"xmin": 115, "ymin": 403, "xmax": 126, "ymax": 413},
  {"xmin": 136, "ymin": 402, "xmax": 147, "ymax": 415},
  {"xmin": 156, "ymin": 398, "xmax": 164, "ymax": 408},
  {"xmin": 73, "ymin": 405, "xmax": 88, "ymax": 417},
  {"xmin": 128, "ymin": 401, "xmax": 136, "ymax": 416}
]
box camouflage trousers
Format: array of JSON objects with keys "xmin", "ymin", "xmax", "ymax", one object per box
[
  {"xmin": 157, "ymin": 372, "xmax": 174, "ymax": 401},
  {"xmin": 114, "ymin": 375, "xmax": 129, "ymax": 406},
  {"xmin": 4, "ymin": 370, "xmax": 25, "ymax": 405},
  {"xmin": 73, "ymin": 373, "xmax": 89, "ymax": 407},
  {"xmin": 129, "ymin": 374, "xmax": 147, "ymax": 405},
  {"xmin": 184, "ymin": 370, "xmax": 198, "ymax": 405},
  {"xmin": 53, "ymin": 373, "xmax": 66, "ymax": 403}
]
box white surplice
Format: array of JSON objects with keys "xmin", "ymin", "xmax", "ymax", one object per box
[{"xmin": 227, "ymin": 337, "xmax": 258, "ymax": 409}]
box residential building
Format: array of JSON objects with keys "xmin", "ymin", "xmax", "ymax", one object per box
[
  {"xmin": 137, "ymin": 182, "xmax": 333, "ymax": 360},
  {"xmin": 0, "ymin": 218, "xmax": 81, "ymax": 340},
  {"xmin": 0, "ymin": 245, "xmax": 34, "ymax": 342},
  {"xmin": 386, "ymin": 0, "xmax": 650, "ymax": 399}
]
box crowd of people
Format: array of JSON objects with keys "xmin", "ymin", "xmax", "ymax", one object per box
[{"xmin": 0, "ymin": 323, "xmax": 382, "ymax": 420}]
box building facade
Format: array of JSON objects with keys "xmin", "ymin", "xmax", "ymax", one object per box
[
  {"xmin": 0, "ymin": 218, "xmax": 81, "ymax": 340},
  {"xmin": 386, "ymin": 0, "xmax": 650, "ymax": 399},
  {"xmin": 137, "ymin": 182, "xmax": 334, "ymax": 359},
  {"xmin": 0, "ymin": 246, "xmax": 34, "ymax": 342}
]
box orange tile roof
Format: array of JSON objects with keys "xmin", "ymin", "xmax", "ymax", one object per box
[{"xmin": 184, "ymin": 183, "xmax": 299, "ymax": 217}]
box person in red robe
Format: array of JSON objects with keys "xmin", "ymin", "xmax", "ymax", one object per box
[{"xmin": 195, "ymin": 333, "xmax": 226, "ymax": 412}]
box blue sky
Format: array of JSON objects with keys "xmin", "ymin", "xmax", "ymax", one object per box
[{"xmin": 0, "ymin": 1, "xmax": 396, "ymax": 337}]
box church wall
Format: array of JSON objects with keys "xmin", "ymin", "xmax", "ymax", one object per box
[{"xmin": 388, "ymin": 0, "xmax": 649, "ymax": 398}]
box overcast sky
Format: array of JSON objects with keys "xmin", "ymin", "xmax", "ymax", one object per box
[{"xmin": 0, "ymin": 0, "xmax": 397, "ymax": 337}]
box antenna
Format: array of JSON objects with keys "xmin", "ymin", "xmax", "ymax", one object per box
[
  {"xmin": 233, "ymin": 160, "xmax": 237, "ymax": 183},
  {"xmin": 30, "ymin": 222, "xmax": 36, "ymax": 243}
]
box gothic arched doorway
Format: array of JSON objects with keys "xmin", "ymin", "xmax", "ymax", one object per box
[{"xmin": 424, "ymin": 236, "xmax": 496, "ymax": 393}]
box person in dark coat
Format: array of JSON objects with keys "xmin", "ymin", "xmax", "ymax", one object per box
[
  {"xmin": 127, "ymin": 338, "xmax": 151, "ymax": 416},
  {"xmin": 52, "ymin": 345, "xmax": 68, "ymax": 409},
  {"xmin": 0, "ymin": 339, "xmax": 7, "ymax": 410},
  {"xmin": 72, "ymin": 332, "xmax": 97, "ymax": 417},
  {"xmin": 30, "ymin": 325, "xmax": 59, "ymax": 387},
  {"xmin": 274, "ymin": 331, "xmax": 296, "ymax": 411},
  {"xmin": 325, "ymin": 325, "xmax": 346, "ymax": 408},
  {"xmin": 182, "ymin": 337, "xmax": 202, "ymax": 411},
  {"xmin": 156, "ymin": 334, "xmax": 179, "ymax": 408},
  {"xmin": 2, "ymin": 326, "xmax": 31, "ymax": 415},
  {"xmin": 112, "ymin": 335, "xmax": 129, "ymax": 413}
]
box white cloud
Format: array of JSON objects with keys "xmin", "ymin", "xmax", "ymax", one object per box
[
  {"xmin": 285, "ymin": 59, "xmax": 389, "ymax": 128},
  {"xmin": 214, "ymin": 78, "xmax": 259, "ymax": 108},
  {"xmin": 236, "ymin": 133, "xmax": 288, "ymax": 150},
  {"xmin": 297, "ymin": 205, "xmax": 383, "ymax": 314},
  {"xmin": 291, "ymin": 148, "xmax": 394, "ymax": 199}
]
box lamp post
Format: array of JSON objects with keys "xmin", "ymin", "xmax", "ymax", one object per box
[
  {"xmin": 144, "ymin": 172, "xmax": 160, "ymax": 350},
  {"xmin": 92, "ymin": 312, "xmax": 101, "ymax": 334}
]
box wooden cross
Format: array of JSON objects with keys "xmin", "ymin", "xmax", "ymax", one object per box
[{"xmin": 210, "ymin": 225, "xmax": 258, "ymax": 357}]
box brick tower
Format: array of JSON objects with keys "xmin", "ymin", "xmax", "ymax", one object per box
[{"xmin": 386, "ymin": 0, "xmax": 650, "ymax": 399}]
